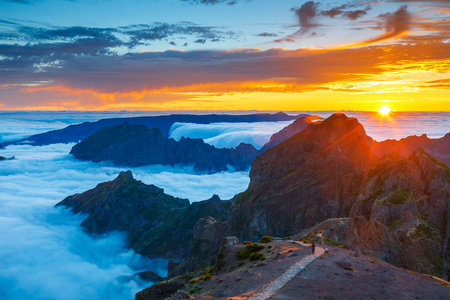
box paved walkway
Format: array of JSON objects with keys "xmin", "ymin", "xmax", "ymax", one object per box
[{"xmin": 249, "ymin": 242, "xmax": 325, "ymax": 300}]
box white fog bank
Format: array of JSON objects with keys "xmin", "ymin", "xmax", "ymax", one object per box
[{"xmin": 0, "ymin": 143, "xmax": 250, "ymax": 300}]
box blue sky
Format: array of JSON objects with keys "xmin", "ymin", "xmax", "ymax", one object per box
[{"xmin": 0, "ymin": 0, "xmax": 404, "ymax": 51}]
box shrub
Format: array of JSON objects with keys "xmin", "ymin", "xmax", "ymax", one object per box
[
  {"xmin": 323, "ymin": 237, "xmax": 343, "ymax": 246},
  {"xmin": 267, "ymin": 245, "xmax": 273, "ymax": 249},
  {"xmin": 188, "ymin": 287, "xmax": 202, "ymax": 295},
  {"xmin": 199, "ymin": 274, "xmax": 213, "ymax": 281},
  {"xmin": 259, "ymin": 236, "xmax": 274, "ymax": 243},
  {"xmin": 249, "ymin": 252, "xmax": 265, "ymax": 261},
  {"xmin": 236, "ymin": 243, "xmax": 265, "ymax": 260}
]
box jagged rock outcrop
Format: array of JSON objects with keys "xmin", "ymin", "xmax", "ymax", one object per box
[
  {"xmin": 133, "ymin": 270, "xmax": 164, "ymax": 283},
  {"xmin": 56, "ymin": 171, "xmax": 233, "ymax": 260},
  {"xmin": 70, "ymin": 123, "xmax": 260, "ymax": 173},
  {"xmin": 261, "ymin": 115, "xmax": 321, "ymax": 151},
  {"xmin": 372, "ymin": 133, "xmax": 450, "ymax": 166},
  {"xmin": 323, "ymin": 149, "xmax": 450, "ymax": 278},
  {"xmin": 168, "ymin": 215, "xmax": 230, "ymax": 277},
  {"xmin": 229, "ymin": 113, "xmax": 374, "ymax": 241}
]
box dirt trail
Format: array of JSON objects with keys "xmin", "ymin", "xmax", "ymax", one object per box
[{"xmin": 248, "ymin": 242, "xmax": 325, "ymax": 300}]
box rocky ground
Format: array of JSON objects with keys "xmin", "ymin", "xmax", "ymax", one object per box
[{"xmin": 137, "ymin": 239, "xmax": 450, "ymax": 300}]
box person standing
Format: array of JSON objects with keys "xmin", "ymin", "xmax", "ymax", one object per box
[{"xmin": 311, "ymin": 242, "xmax": 315, "ymax": 255}]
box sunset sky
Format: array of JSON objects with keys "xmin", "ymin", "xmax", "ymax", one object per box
[{"xmin": 0, "ymin": 0, "xmax": 449, "ymax": 111}]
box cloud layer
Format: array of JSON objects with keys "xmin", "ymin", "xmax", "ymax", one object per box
[
  {"xmin": 0, "ymin": 114, "xmax": 253, "ymax": 299},
  {"xmin": 169, "ymin": 121, "xmax": 294, "ymax": 149}
]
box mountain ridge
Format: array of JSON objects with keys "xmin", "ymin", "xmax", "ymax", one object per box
[
  {"xmin": 70, "ymin": 123, "xmax": 260, "ymax": 173},
  {"xmin": 3, "ymin": 112, "xmax": 302, "ymax": 147}
]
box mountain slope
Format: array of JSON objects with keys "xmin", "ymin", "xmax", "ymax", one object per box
[
  {"xmin": 260, "ymin": 115, "xmax": 321, "ymax": 151},
  {"xmin": 136, "ymin": 240, "xmax": 450, "ymax": 300}
]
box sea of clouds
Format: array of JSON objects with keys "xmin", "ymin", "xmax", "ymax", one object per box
[
  {"xmin": 0, "ymin": 142, "xmax": 249, "ymax": 300},
  {"xmin": 1, "ymin": 110, "xmax": 449, "ymax": 300}
]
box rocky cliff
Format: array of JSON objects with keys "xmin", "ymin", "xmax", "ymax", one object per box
[
  {"xmin": 229, "ymin": 113, "xmax": 450, "ymax": 279},
  {"xmin": 229, "ymin": 113, "xmax": 374, "ymax": 241},
  {"xmin": 57, "ymin": 171, "xmax": 233, "ymax": 263},
  {"xmin": 323, "ymin": 149, "xmax": 450, "ymax": 278},
  {"xmin": 70, "ymin": 123, "xmax": 260, "ymax": 173}
]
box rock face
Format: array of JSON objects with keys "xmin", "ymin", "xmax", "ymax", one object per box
[
  {"xmin": 261, "ymin": 115, "xmax": 321, "ymax": 151},
  {"xmin": 70, "ymin": 123, "xmax": 260, "ymax": 173},
  {"xmin": 324, "ymin": 149, "xmax": 450, "ymax": 278},
  {"xmin": 133, "ymin": 271, "xmax": 164, "ymax": 283},
  {"xmin": 229, "ymin": 113, "xmax": 450, "ymax": 279},
  {"xmin": 135, "ymin": 275, "xmax": 192, "ymax": 300},
  {"xmin": 372, "ymin": 133, "xmax": 450, "ymax": 166},
  {"xmin": 168, "ymin": 214, "xmax": 230, "ymax": 277},
  {"xmin": 229, "ymin": 114, "xmax": 374, "ymax": 241},
  {"xmin": 56, "ymin": 171, "xmax": 233, "ymax": 260}
]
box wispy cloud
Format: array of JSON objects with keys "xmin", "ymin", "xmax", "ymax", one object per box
[
  {"xmin": 320, "ymin": 4, "xmax": 371, "ymax": 20},
  {"xmin": 181, "ymin": 0, "xmax": 243, "ymax": 5},
  {"xmin": 351, "ymin": 5, "xmax": 411, "ymax": 46}
]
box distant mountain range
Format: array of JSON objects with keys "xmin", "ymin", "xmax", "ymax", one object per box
[{"xmin": 1, "ymin": 112, "xmax": 302, "ymax": 147}]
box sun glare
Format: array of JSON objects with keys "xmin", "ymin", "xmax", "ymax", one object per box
[{"xmin": 378, "ymin": 105, "xmax": 391, "ymax": 115}]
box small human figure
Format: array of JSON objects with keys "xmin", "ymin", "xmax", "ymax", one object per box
[{"xmin": 311, "ymin": 242, "xmax": 315, "ymax": 255}]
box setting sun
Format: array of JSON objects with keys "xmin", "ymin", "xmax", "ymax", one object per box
[{"xmin": 378, "ymin": 105, "xmax": 391, "ymax": 115}]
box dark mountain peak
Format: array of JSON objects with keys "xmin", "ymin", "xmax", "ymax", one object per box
[
  {"xmin": 209, "ymin": 194, "xmax": 221, "ymax": 201},
  {"xmin": 262, "ymin": 115, "xmax": 323, "ymax": 151},
  {"xmin": 234, "ymin": 142, "xmax": 256, "ymax": 151},
  {"xmin": 118, "ymin": 170, "xmax": 133, "ymax": 179},
  {"xmin": 309, "ymin": 113, "xmax": 371, "ymax": 144},
  {"xmin": 256, "ymin": 113, "xmax": 373, "ymax": 174},
  {"xmin": 231, "ymin": 114, "xmax": 376, "ymax": 241}
]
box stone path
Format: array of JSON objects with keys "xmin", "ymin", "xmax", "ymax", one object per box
[{"xmin": 248, "ymin": 242, "xmax": 325, "ymax": 300}]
